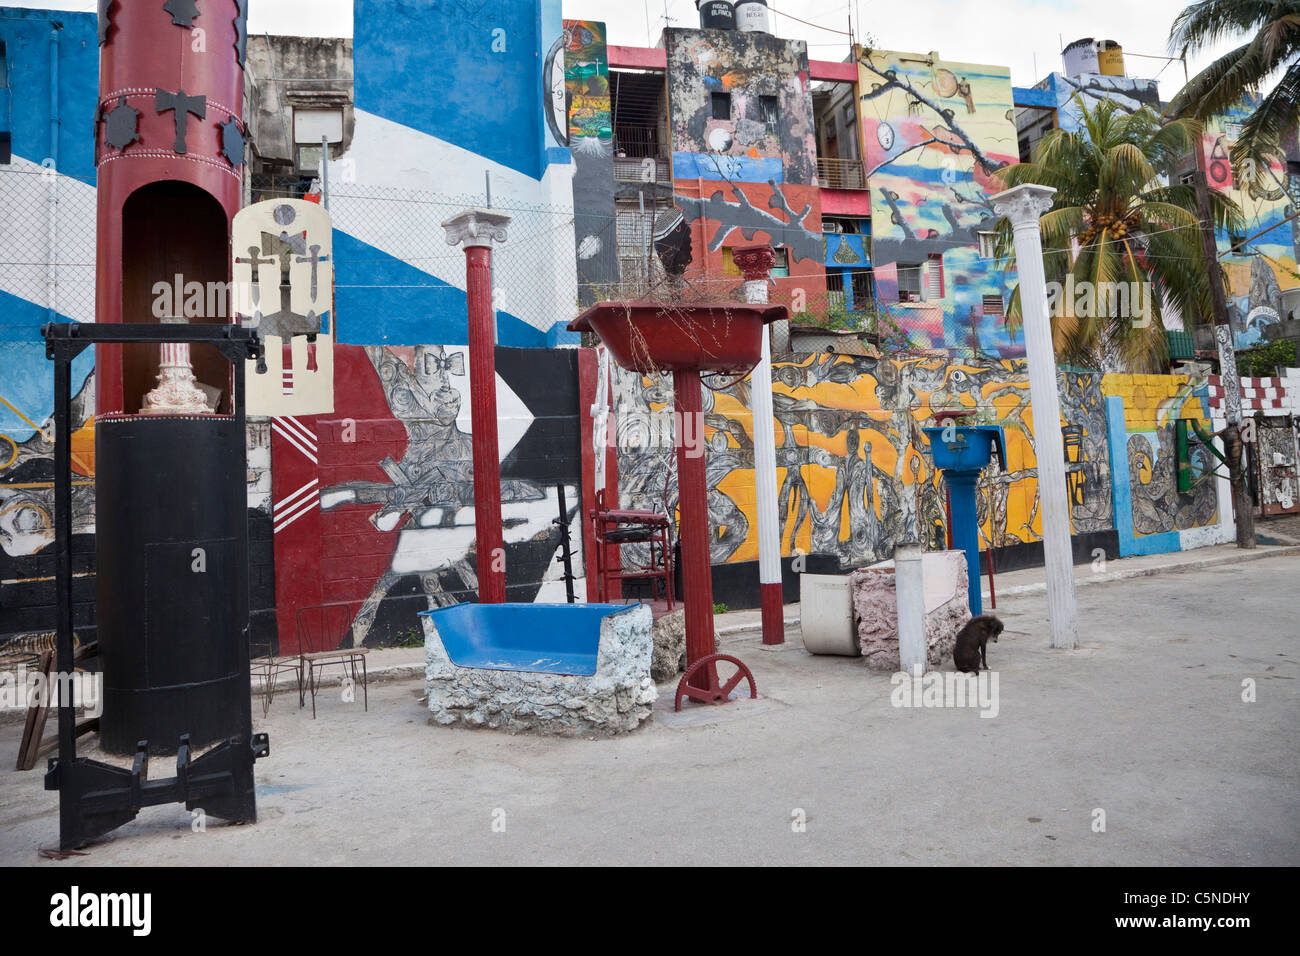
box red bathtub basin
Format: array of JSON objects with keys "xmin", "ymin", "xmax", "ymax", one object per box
[{"xmin": 568, "ymin": 301, "xmax": 788, "ymax": 374}]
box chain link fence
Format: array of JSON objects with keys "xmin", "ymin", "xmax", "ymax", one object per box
[
  {"xmin": 0, "ymin": 164, "xmax": 97, "ymax": 326},
  {"xmin": 1, "ymin": 162, "xmax": 896, "ymax": 345}
]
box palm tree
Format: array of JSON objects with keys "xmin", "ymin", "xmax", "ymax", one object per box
[
  {"xmin": 995, "ymin": 98, "xmax": 1243, "ymax": 372},
  {"xmin": 1168, "ymin": 0, "xmax": 1300, "ymax": 162}
]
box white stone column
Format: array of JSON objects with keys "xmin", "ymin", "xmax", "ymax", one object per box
[
  {"xmin": 992, "ymin": 183, "xmax": 1078, "ymax": 649},
  {"xmin": 734, "ymin": 245, "xmax": 784, "ymax": 644},
  {"xmin": 894, "ymin": 542, "xmax": 927, "ymax": 675}
]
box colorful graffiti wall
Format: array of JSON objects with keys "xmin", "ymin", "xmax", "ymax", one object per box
[
  {"xmin": 1201, "ymin": 103, "xmax": 1300, "ymax": 348},
  {"xmin": 665, "ymin": 26, "xmax": 823, "ymax": 298},
  {"xmin": 858, "ymin": 48, "xmax": 1021, "ymax": 356},
  {"xmin": 564, "ymin": 19, "xmax": 619, "ymax": 305},
  {"xmin": 329, "ymin": 0, "xmax": 578, "ymax": 348},
  {"xmin": 1042, "ymin": 72, "xmax": 1161, "ymax": 132},
  {"xmin": 611, "ymin": 354, "xmax": 1121, "ymax": 587},
  {"xmin": 1102, "ymin": 373, "xmax": 1223, "ymax": 555},
  {"xmin": 269, "ymin": 344, "xmax": 584, "ymax": 652}
]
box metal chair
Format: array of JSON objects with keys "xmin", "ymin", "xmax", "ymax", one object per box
[
  {"xmin": 590, "ymin": 489, "xmax": 674, "ymax": 607},
  {"xmin": 295, "ymin": 602, "xmax": 369, "ymax": 718}
]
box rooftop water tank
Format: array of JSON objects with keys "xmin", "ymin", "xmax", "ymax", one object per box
[
  {"xmin": 697, "ymin": 0, "xmax": 736, "ymax": 30},
  {"xmin": 735, "ymin": 0, "xmax": 772, "ymax": 33},
  {"xmin": 1062, "ymin": 37, "xmax": 1099, "ymax": 77},
  {"xmin": 1097, "ymin": 39, "xmax": 1125, "ymax": 76}
]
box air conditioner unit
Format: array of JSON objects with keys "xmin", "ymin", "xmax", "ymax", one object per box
[{"xmin": 823, "ymin": 221, "xmax": 843, "ymax": 234}]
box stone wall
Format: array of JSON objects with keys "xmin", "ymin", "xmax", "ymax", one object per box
[
  {"xmin": 850, "ymin": 551, "xmax": 970, "ymax": 671},
  {"xmin": 424, "ymin": 604, "xmax": 657, "ymax": 736}
]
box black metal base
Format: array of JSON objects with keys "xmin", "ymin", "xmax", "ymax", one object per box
[
  {"xmin": 41, "ymin": 322, "xmax": 266, "ymax": 853},
  {"xmin": 45, "ymin": 733, "xmax": 269, "ymax": 851}
]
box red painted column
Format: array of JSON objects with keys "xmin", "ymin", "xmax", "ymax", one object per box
[
  {"xmin": 674, "ymin": 368, "xmax": 715, "ymax": 684},
  {"xmin": 465, "ymin": 244, "xmax": 505, "ymax": 603},
  {"xmin": 443, "ymin": 209, "xmax": 512, "ymax": 603}
]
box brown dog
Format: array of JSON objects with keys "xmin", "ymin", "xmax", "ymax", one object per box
[{"xmin": 952, "ymin": 614, "xmax": 1003, "ymax": 674}]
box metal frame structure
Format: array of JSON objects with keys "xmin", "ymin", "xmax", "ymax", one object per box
[{"xmin": 41, "ymin": 321, "xmax": 268, "ymax": 852}]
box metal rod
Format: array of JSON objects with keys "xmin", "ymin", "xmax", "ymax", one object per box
[
  {"xmin": 555, "ymin": 483, "xmax": 576, "ymax": 604},
  {"xmin": 321, "ymin": 134, "xmax": 330, "ymax": 211},
  {"xmin": 53, "ymin": 339, "xmax": 76, "ymax": 842}
]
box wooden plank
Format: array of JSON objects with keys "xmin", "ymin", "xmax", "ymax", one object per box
[{"xmin": 15, "ymin": 651, "xmax": 53, "ymax": 772}]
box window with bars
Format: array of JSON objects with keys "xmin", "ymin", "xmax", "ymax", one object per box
[
  {"xmin": 711, "ymin": 92, "xmax": 731, "ymax": 120},
  {"xmin": 897, "ymin": 264, "xmax": 922, "ymax": 301},
  {"xmin": 760, "ymin": 95, "xmax": 779, "ymax": 133}
]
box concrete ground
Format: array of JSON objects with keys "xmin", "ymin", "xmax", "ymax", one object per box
[{"xmin": 1, "ymin": 548, "xmax": 1296, "ymax": 866}]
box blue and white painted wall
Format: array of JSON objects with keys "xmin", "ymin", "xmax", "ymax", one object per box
[
  {"xmin": 330, "ymin": 0, "xmax": 577, "ymax": 349},
  {"xmin": 0, "ymin": 7, "xmax": 99, "ymax": 642}
]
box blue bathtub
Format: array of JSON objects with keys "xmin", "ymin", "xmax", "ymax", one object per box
[
  {"xmin": 421, "ymin": 602, "xmax": 657, "ymax": 735},
  {"xmin": 419, "ymin": 602, "xmax": 641, "ymax": 676}
]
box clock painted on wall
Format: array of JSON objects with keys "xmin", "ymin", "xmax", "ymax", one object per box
[
  {"xmin": 543, "ymin": 36, "xmax": 569, "ymax": 147},
  {"xmin": 877, "ymin": 121, "xmax": 895, "ymax": 150}
]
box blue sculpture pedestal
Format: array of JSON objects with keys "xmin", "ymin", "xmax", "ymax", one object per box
[{"xmin": 923, "ymin": 425, "xmax": 1007, "ymax": 616}]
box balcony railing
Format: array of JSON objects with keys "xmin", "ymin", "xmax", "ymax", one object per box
[
  {"xmin": 614, "ymin": 124, "xmax": 666, "ymax": 160},
  {"xmin": 817, "ymin": 156, "xmax": 867, "ymax": 190}
]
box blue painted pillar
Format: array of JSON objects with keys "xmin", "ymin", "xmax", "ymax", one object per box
[{"xmin": 945, "ymin": 469, "xmax": 984, "ymax": 615}]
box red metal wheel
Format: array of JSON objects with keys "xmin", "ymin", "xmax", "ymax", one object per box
[{"xmin": 674, "ymin": 653, "xmax": 757, "ymax": 711}]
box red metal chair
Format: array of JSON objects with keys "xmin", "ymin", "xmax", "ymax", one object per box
[{"xmin": 590, "ymin": 489, "xmax": 674, "ymax": 608}]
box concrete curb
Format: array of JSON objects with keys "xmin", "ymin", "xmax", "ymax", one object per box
[
  {"xmin": 986, "ymin": 544, "xmax": 1300, "ymax": 598},
  {"xmin": 717, "ymin": 616, "xmax": 800, "ymax": 638},
  {"xmin": 712, "ymin": 545, "xmax": 1300, "ymax": 636},
  {"xmin": 252, "ymin": 659, "xmax": 425, "ymax": 697}
]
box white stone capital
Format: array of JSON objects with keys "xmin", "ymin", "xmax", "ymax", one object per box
[
  {"xmin": 991, "ymin": 183, "xmax": 1056, "ymax": 228},
  {"xmin": 441, "ymin": 207, "xmax": 512, "ymax": 248}
]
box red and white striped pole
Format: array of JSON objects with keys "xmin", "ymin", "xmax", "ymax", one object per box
[
  {"xmin": 733, "ymin": 244, "xmax": 783, "ymax": 644},
  {"xmin": 443, "ymin": 208, "xmax": 512, "ymax": 604}
]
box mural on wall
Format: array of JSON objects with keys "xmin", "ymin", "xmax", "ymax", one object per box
[
  {"xmin": 1202, "ymin": 102, "xmax": 1300, "ymax": 347},
  {"xmin": 612, "ymin": 354, "xmax": 1115, "ymax": 572},
  {"xmin": 564, "ymin": 19, "xmax": 619, "ymax": 305},
  {"xmin": 1047, "ymin": 72, "xmax": 1160, "ymax": 129},
  {"xmin": 0, "ymin": 364, "xmax": 97, "ymax": 648},
  {"xmin": 1102, "ymin": 374, "xmax": 1219, "ymax": 537},
  {"xmin": 857, "ymin": 48, "xmax": 1021, "ymax": 355},
  {"xmin": 664, "ymin": 27, "xmax": 824, "ymax": 294},
  {"xmin": 270, "ymin": 344, "xmax": 584, "ymax": 652}
]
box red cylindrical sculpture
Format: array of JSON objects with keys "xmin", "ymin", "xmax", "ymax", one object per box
[
  {"xmin": 96, "ymin": 0, "xmax": 247, "ymax": 412},
  {"xmin": 465, "ymin": 244, "xmax": 506, "ymax": 603},
  {"xmin": 93, "ymin": 1, "xmax": 252, "ymax": 754}
]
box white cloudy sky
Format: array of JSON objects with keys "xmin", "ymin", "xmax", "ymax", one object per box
[{"xmin": 5, "ymin": 0, "xmax": 1246, "ymax": 100}]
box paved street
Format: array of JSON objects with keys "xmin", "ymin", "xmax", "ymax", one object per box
[{"xmin": 2, "ymin": 553, "xmax": 1296, "ymax": 866}]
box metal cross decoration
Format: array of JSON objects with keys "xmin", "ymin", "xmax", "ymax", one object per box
[
  {"xmin": 162, "ymin": 0, "xmax": 200, "ymax": 27},
  {"xmin": 155, "ymin": 88, "xmax": 206, "ymax": 154},
  {"xmin": 233, "ymin": 199, "xmax": 336, "ymax": 415}
]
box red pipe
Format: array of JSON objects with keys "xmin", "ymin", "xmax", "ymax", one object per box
[
  {"xmin": 464, "ymin": 244, "xmax": 506, "ymax": 603},
  {"xmin": 673, "ymin": 369, "xmax": 715, "ymax": 686}
]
